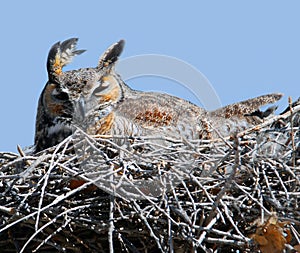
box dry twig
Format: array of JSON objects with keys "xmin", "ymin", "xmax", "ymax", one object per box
[{"xmin": 0, "ymin": 102, "xmax": 299, "ymax": 252}]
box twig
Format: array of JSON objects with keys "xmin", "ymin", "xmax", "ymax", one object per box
[{"xmin": 288, "ymin": 97, "xmax": 296, "ymax": 166}]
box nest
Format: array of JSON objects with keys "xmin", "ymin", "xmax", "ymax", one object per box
[{"xmin": 0, "ymin": 101, "xmax": 300, "ymax": 253}]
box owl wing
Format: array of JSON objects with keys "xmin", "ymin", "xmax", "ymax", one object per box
[{"xmin": 114, "ymin": 87, "xmax": 206, "ymax": 140}]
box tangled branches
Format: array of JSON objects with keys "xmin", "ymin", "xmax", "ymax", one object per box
[{"xmin": 0, "ymin": 103, "xmax": 299, "ymax": 253}]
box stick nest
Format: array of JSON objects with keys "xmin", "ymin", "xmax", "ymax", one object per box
[{"xmin": 1, "ymin": 102, "xmax": 300, "ymax": 253}]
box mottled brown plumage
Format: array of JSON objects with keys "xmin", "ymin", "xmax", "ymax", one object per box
[{"xmin": 34, "ymin": 38, "xmax": 282, "ymax": 152}]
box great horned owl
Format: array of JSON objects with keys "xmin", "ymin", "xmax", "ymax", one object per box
[{"xmin": 34, "ymin": 38, "xmax": 282, "ymax": 152}]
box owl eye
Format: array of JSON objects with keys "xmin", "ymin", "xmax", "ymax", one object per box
[
  {"xmin": 51, "ymin": 87, "xmax": 69, "ymax": 101},
  {"xmin": 92, "ymin": 77, "xmax": 111, "ymax": 96}
]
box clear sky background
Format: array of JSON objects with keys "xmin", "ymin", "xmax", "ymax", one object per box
[{"xmin": 0, "ymin": 1, "xmax": 299, "ymax": 152}]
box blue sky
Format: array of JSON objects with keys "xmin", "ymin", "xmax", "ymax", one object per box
[{"xmin": 0, "ymin": 1, "xmax": 299, "ymax": 152}]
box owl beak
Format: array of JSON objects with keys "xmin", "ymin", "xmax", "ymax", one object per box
[{"xmin": 74, "ymin": 96, "xmax": 86, "ymax": 123}]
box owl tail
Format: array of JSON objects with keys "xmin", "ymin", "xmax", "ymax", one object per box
[{"xmin": 209, "ymin": 93, "xmax": 283, "ymax": 119}]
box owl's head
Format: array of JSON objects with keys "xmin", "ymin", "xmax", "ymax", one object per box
[{"xmin": 34, "ymin": 38, "xmax": 125, "ymax": 152}]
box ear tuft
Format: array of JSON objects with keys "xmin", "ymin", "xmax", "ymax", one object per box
[
  {"xmin": 98, "ymin": 40, "xmax": 125, "ymax": 68},
  {"xmin": 47, "ymin": 38, "xmax": 86, "ymax": 81}
]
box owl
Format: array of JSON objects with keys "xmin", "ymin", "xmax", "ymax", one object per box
[{"xmin": 34, "ymin": 38, "xmax": 282, "ymax": 152}]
